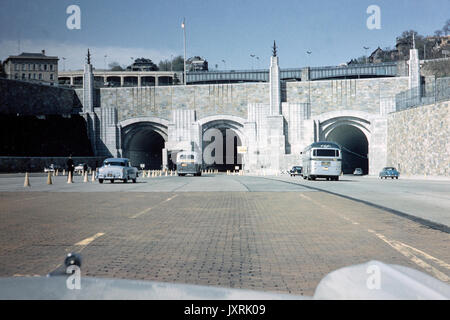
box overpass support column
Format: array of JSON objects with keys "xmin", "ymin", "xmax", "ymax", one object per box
[
  {"xmin": 70, "ymin": 76, "xmax": 74, "ymax": 86},
  {"xmin": 155, "ymin": 76, "xmax": 159, "ymax": 86},
  {"xmin": 137, "ymin": 76, "xmax": 141, "ymax": 87},
  {"xmin": 103, "ymin": 76, "xmax": 107, "ymax": 85}
]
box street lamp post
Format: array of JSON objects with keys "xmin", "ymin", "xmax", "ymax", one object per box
[
  {"xmin": 104, "ymin": 54, "xmax": 107, "ymax": 70},
  {"xmin": 363, "ymin": 46, "xmax": 370, "ymax": 64},
  {"xmin": 250, "ymin": 54, "xmax": 255, "ymax": 70},
  {"xmin": 222, "ymin": 60, "xmax": 226, "ymax": 70},
  {"xmin": 62, "ymin": 57, "xmax": 66, "ymax": 71},
  {"xmin": 182, "ymin": 18, "xmax": 186, "ymax": 85}
]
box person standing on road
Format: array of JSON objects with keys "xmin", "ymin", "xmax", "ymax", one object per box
[{"xmin": 67, "ymin": 155, "xmax": 74, "ymax": 179}]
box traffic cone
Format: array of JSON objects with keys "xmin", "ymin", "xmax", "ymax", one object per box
[
  {"xmin": 55, "ymin": 169, "xmax": 59, "ymax": 176},
  {"xmin": 63, "ymin": 169, "xmax": 66, "ymax": 176},
  {"xmin": 47, "ymin": 172, "xmax": 52, "ymax": 185},
  {"xmin": 67, "ymin": 171, "xmax": 73, "ymax": 184},
  {"xmin": 83, "ymin": 171, "xmax": 88, "ymax": 183},
  {"xmin": 91, "ymin": 171, "xmax": 95, "ymax": 182},
  {"xmin": 24, "ymin": 172, "xmax": 30, "ymax": 187},
  {"xmin": 165, "ymin": 170, "xmax": 168, "ymax": 176}
]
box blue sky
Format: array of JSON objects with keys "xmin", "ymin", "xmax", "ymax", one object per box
[{"xmin": 0, "ymin": 0, "xmax": 448, "ymax": 70}]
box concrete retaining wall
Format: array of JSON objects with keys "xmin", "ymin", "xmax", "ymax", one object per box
[{"xmin": 387, "ymin": 100, "xmax": 449, "ymax": 176}]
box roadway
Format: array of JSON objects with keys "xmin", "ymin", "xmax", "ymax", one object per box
[{"xmin": 0, "ymin": 173, "xmax": 449, "ymax": 296}]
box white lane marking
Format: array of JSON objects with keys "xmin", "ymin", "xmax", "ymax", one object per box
[
  {"xmin": 129, "ymin": 194, "xmax": 178, "ymax": 219},
  {"xmin": 299, "ymin": 193, "xmax": 360, "ymax": 225},
  {"xmin": 74, "ymin": 232, "xmax": 105, "ymax": 246},
  {"xmin": 367, "ymin": 229, "xmax": 450, "ymax": 282}
]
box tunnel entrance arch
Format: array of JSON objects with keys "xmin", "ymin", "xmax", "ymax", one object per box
[
  {"xmin": 199, "ymin": 116, "xmax": 246, "ymax": 172},
  {"xmin": 318, "ymin": 112, "xmax": 371, "ymax": 175},
  {"xmin": 120, "ymin": 117, "xmax": 168, "ymax": 170}
]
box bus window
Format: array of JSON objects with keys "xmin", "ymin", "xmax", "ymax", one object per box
[{"xmin": 314, "ymin": 149, "xmax": 336, "ymax": 157}]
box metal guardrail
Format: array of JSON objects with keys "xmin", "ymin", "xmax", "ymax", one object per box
[
  {"xmin": 186, "ymin": 62, "xmax": 398, "ymax": 84},
  {"xmin": 395, "ymin": 77, "xmax": 450, "ymax": 111}
]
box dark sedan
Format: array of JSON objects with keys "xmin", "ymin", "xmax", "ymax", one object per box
[
  {"xmin": 290, "ymin": 166, "xmax": 303, "ymax": 177},
  {"xmin": 379, "ymin": 167, "xmax": 400, "ymax": 179}
]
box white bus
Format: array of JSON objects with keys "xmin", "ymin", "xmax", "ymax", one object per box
[
  {"xmin": 176, "ymin": 151, "xmax": 202, "ymax": 176},
  {"xmin": 301, "ymin": 142, "xmax": 342, "ymax": 181}
]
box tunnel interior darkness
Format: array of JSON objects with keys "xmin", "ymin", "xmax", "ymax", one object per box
[
  {"xmin": 326, "ymin": 124, "xmax": 369, "ymax": 174},
  {"xmin": 203, "ymin": 127, "xmax": 242, "ymax": 172},
  {"xmin": 123, "ymin": 128, "xmax": 165, "ymax": 169}
]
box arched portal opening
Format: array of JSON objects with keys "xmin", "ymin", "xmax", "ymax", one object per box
[
  {"xmin": 325, "ymin": 125, "xmax": 369, "ymax": 174},
  {"xmin": 202, "ymin": 120, "xmax": 244, "ymax": 172},
  {"xmin": 122, "ymin": 124, "xmax": 166, "ymax": 170}
]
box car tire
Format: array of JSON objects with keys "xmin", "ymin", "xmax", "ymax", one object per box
[
  {"xmin": 132, "ymin": 178, "xmax": 136, "ymax": 183},
  {"xmin": 111, "ymin": 179, "xmax": 114, "ymax": 183},
  {"xmin": 123, "ymin": 178, "xmax": 128, "ymax": 183},
  {"xmin": 99, "ymin": 179, "xmax": 103, "ymax": 184}
]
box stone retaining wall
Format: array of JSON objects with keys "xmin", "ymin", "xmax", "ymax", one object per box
[
  {"xmin": 75, "ymin": 77, "xmax": 409, "ymax": 122},
  {"xmin": 0, "ymin": 78, "xmax": 82, "ymax": 115},
  {"xmin": 387, "ymin": 100, "xmax": 449, "ymax": 176},
  {"xmin": 0, "ymin": 157, "xmax": 106, "ymax": 173}
]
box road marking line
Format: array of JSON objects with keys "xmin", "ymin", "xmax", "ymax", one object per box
[
  {"xmin": 368, "ymin": 229, "xmax": 450, "ymax": 282},
  {"xmin": 129, "ymin": 207, "xmax": 153, "ymax": 219},
  {"xmin": 299, "ymin": 193, "xmax": 360, "ymax": 225},
  {"xmin": 129, "ymin": 194, "xmax": 178, "ymax": 219},
  {"xmin": 75, "ymin": 232, "xmax": 105, "ymax": 246}
]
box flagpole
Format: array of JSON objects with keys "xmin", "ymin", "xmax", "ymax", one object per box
[{"xmin": 182, "ymin": 18, "xmax": 186, "ymax": 86}]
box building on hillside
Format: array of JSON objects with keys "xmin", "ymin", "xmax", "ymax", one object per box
[
  {"xmin": 186, "ymin": 56, "xmax": 208, "ymax": 71},
  {"xmin": 126, "ymin": 58, "xmax": 158, "ymax": 71},
  {"xmin": 2, "ymin": 50, "xmax": 59, "ymax": 85}
]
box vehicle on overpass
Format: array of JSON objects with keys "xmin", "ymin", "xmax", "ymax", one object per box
[
  {"xmin": 176, "ymin": 151, "xmax": 202, "ymax": 176},
  {"xmin": 97, "ymin": 158, "xmax": 138, "ymax": 183},
  {"xmin": 301, "ymin": 142, "xmax": 342, "ymax": 181},
  {"xmin": 379, "ymin": 167, "xmax": 400, "ymax": 179},
  {"xmin": 290, "ymin": 166, "xmax": 303, "ymax": 177},
  {"xmin": 353, "ymin": 168, "xmax": 363, "ymax": 175}
]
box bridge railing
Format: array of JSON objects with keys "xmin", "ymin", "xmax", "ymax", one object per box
[{"xmin": 395, "ymin": 77, "xmax": 450, "ymax": 111}]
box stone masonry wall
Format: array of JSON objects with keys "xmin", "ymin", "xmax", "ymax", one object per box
[
  {"xmin": 75, "ymin": 77, "xmax": 409, "ymax": 122},
  {"xmin": 0, "ymin": 78, "xmax": 81, "ymax": 115},
  {"xmin": 387, "ymin": 100, "xmax": 449, "ymax": 176}
]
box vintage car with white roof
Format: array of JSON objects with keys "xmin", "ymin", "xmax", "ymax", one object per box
[{"xmin": 97, "ymin": 158, "xmax": 138, "ymax": 183}]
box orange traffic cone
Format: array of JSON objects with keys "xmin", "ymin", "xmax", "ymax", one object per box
[
  {"xmin": 24, "ymin": 172, "xmax": 31, "ymax": 187},
  {"xmin": 67, "ymin": 171, "xmax": 73, "ymax": 184},
  {"xmin": 47, "ymin": 172, "xmax": 53, "ymax": 185},
  {"xmin": 83, "ymin": 171, "xmax": 88, "ymax": 183},
  {"xmin": 91, "ymin": 171, "xmax": 95, "ymax": 182}
]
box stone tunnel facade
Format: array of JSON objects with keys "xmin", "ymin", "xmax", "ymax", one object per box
[{"xmin": 77, "ymin": 52, "xmax": 425, "ymax": 175}]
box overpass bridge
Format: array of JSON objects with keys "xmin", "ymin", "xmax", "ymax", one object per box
[
  {"xmin": 186, "ymin": 62, "xmax": 400, "ymax": 84},
  {"xmin": 59, "ymin": 62, "xmax": 401, "ymax": 87}
]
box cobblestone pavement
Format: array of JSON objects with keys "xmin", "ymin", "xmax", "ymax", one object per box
[{"xmin": 0, "ymin": 175, "xmax": 449, "ymax": 296}]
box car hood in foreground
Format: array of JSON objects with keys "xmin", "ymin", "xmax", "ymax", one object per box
[{"xmin": 0, "ymin": 261, "xmax": 448, "ymax": 299}]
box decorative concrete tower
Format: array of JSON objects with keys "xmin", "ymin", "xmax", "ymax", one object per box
[
  {"xmin": 269, "ymin": 41, "xmax": 281, "ymax": 115},
  {"xmin": 83, "ymin": 49, "xmax": 97, "ymax": 154},
  {"xmin": 83, "ymin": 49, "xmax": 94, "ymax": 113},
  {"xmin": 408, "ymin": 34, "xmax": 421, "ymax": 100}
]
